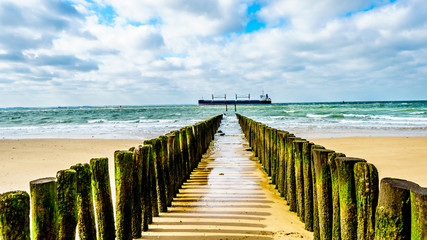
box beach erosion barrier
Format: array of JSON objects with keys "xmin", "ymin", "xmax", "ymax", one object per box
[
  {"xmin": 236, "ymin": 113, "xmax": 426, "ymax": 240},
  {"xmin": 0, "ymin": 114, "xmax": 223, "ymax": 240}
]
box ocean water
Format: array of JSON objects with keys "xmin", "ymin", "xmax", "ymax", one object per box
[{"xmin": 1, "ymin": 101, "xmax": 426, "ymax": 139}]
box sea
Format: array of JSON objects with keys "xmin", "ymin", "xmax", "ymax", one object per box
[{"xmin": 1, "ymin": 101, "xmax": 426, "ymax": 140}]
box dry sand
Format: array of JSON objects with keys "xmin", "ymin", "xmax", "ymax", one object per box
[
  {"xmin": 0, "ymin": 139, "xmax": 142, "ymax": 194},
  {"xmin": 310, "ymin": 136, "xmax": 427, "ymax": 187}
]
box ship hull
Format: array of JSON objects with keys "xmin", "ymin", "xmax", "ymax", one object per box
[{"xmin": 198, "ymin": 100, "xmax": 271, "ymax": 105}]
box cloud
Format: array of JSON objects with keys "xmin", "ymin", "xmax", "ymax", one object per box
[{"xmin": 0, "ymin": 0, "xmax": 426, "ymax": 107}]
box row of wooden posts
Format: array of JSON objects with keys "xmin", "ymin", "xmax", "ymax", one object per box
[
  {"xmin": 0, "ymin": 114, "xmax": 223, "ymax": 240},
  {"xmin": 236, "ymin": 114, "xmax": 426, "ymax": 240}
]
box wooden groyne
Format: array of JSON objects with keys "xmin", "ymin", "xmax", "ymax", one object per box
[
  {"xmin": 0, "ymin": 114, "xmax": 222, "ymax": 240},
  {"xmin": 236, "ymin": 114, "xmax": 427, "ymax": 240}
]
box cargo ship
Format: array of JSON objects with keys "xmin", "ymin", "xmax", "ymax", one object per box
[{"xmin": 198, "ymin": 92, "xmax": 271, "ymax": 105}]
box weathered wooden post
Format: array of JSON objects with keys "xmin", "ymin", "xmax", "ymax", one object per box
[
  {"xmin": 142, "ymin": 142, "xmax": 159, "ymax": 219},
  {"xmin": 286, "ymin": 136, "xmax": 298, "ymax": 211},
  {"xmin": 179, "ymin": 129, "xmax": 189, "ymax": 183},
  {"xmin": 115, "ymin": 150, "xmax": 134, "ymax": 240},
  {"xmin": 410, "ymin": 185, "xmax": 427, "ymax": 240},
  {"xmin": 271, "ymin": 128, "xmax": 278, "ymax": 185},
  {"xmin": 312, "ymin": 149, "xmax": 334, "ymax": 240},
  {"xmin": 153, "ymin": 138, "xmax": 168, "ymax": 213},
  {"xmin": 336, "ymin": 157, "xmax": 367, "ymax": 240},
  {"xmin": 130, "ymin": 147, "xmax": 143, "ymax": 238},
  {"xmin": 173, "ymin": 130, "xmax": 183, "ymax": 194},
  {"xmin": 354, "ymin": 162, "xmax": 379, "ymax": 240},
  {"xmin": 159, "ymin": 136, "xmax": 172, "ymax": 208},
  {"xmin": 328, "ymin": 152, "xmax": 345, "ymax": 240},
  {"xmin": 30, "ymin": 177, "xmax": 58, "ymax": 240},
  {"xmin": 140, "ymin": 145, "xmax": 152, "ymax": 230},
  {"xmin": 56, "ymin": 169, "xmax": 78, "ymax": 240},
  {"xmin": 0, "ymin": 191, "xmax": 30, "ymax": 240},
  {"xmin": 90, "ymin": 158, "xmax": 115, "ymax": 240},
  {"xmin": 277, "ymin": 131, "xmax": 288, "ymax": 197},
  {"xmin": 264, "ymin": 127, "xmax": 271, "ymax": 175},
  {"xmin": 303, "ymin": 143, "xmax": 323, "ymax": 232},
  {"xmin": 70, "ymin": 163, "xmax": 97, "ymax": 240},
  {"xmin": 166, "ymin": 133, "xmax": 176, "ymax": 207},
  {"xmin": 294, "ymin": 139, "xmax": 306, "ymax": 220},
  {"xmin": 375, "ymin": 178, "xmax": 419, "ymax": 240}
]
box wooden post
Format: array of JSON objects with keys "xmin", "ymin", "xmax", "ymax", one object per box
[
  {"xmin": 0, "ymin": 191, "xmax": 30, "ymax": 240},
  {"xmin": 410, "ymin": 185, "xmax": 427, "ymax": 240},
  {"xmin": 160, "ymin": 136, "xmax": 172, "ymax": 208},
  {"xmin": 130, "ymin": 147, "xmax": 143, "ymax": 238},
  {"xmin": 70, "ymin": 163, "xmax": 97, "ymax": 240},
  {"xmin": 114, "ymin": 150, "xmax": 134, "ymax": 240},
  {"xmin": 140, "ymin": 145, "xmax": 152, "ymax": 230},
  {"xmin": 56, "ymin": 169, "xmax": 78, "ymax": 240},
  {"xmin": 30, "ymin": 177, "xmax": 58, "ymax": 240},
  {"xmin": 286, "ymin": 136, "xmax": 298, "ymax": 211},
  {"xmin": 302, "ymin": 143, "xmax": 323, "ymax": 232},
  {"xmin": 90, "ymin": 158, "xmax": 115, "ymax": 240},
  {"xmin": 328, "ymin": 152, "xmax": 345, "ymax": 240},
  {"xmin": 336, "ymin": 157, "xmax": 367, "ymax": 240},
  {"xmin": 166, "ymin": 133, "xmax": 176, "ymax": 207},
  {"xmin": 294, "ymin": 139, "xmax": 306, "ymax": 220},
  {"xmin": 153, "ymin": 138, "xmax": 168, "ymax": 213},
  {"xmin": 271, "ymin": 129, "xmax": 278, "ymax": 185},
  {"xmin": 143, "ymin": 142, "xmax": 159, "ymax": 219},
  {"xmin": 354, "ymin": 162, "xmax": 379, "ymax": 240},
  {"xmin": 375, "ymin": 178, "xmax": 419, "ymax": 240},
  {"xmin": 277, "ymin": 131, "xmax": 289, "ymax": 197},
  {"xmin": 312, "ymin": 149, "xmax": 334, "ymax": 240}
]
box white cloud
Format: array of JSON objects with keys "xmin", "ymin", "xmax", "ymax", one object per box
[{"xmin": 0, "ymin": 0, "xmax": 426, "ymax": 107}]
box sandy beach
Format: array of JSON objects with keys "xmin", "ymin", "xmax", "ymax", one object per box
[
  {"xmin": 310, "ymin": 136, "xmax": 427, "ymax": 187},
  {"xmin": 0, "ymin": 139, "xmax": 142, "ymax": 194},
  {"xmin": 0, "ymin": 136, "xmax": 426, "ymax": 239},
  {"xmin": 1, "ymin": 137, "xmax": 425, "ymax": 194}
]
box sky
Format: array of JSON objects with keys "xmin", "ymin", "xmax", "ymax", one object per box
[{"xmin": 0, "ymin": 0, "xmax": 426, "ymax": 107}]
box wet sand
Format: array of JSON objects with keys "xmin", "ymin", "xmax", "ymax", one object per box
[{"xmin": 310, "ymin": 137, "xmax": 427, "ymax": 187}]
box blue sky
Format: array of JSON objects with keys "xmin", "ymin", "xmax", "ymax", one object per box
[{"xmin": 0, "ymin": 0, "xmax": 426, "ymax": 107}]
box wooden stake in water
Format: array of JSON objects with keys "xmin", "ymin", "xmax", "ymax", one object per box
[{"xmin": 0, "ymin": 191, "xmax": 30, "ymax": 240}]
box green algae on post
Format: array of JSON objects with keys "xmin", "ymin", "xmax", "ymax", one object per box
[
  {"xmin": 0, "ymin": 191, "xmax": 30, "ymax": 240},
  {"xmin": 70, "ymin": 163, "xmax": 97, "ymax": 240},
  {"xmin": 286, "ymin": 136, "xmax": 298, "ymax": 212},
  {"xmin": 301, "ymin": 141, "xmax": 315, "ymax": 231},
  {"xmin": 354, "ymin": 162, "xmax": 378, "ymax": 240},
  {"xmin": 375, "ymin": 178, "xmax": 419, "ymax": 240},
  {"xmin": 90, "ymin": 158, "xmax": 115, "ymax": 240},
  {"xmin": 130, "ymin": 147, "xmax": 143, "ymax": 238},
  {"xmin": 30, "ymin": 177, "xmax": 58, "ymax": 240},
  {"xmin": 328, "ymin": 152, "xmax": 345, "ymax": 240},
  {"xmin": 294, "ymin": 139, "xmax": 306, "ymax": 220},
  {"xmin": 312, "ymin": 149, "xmax": 334, "ymax": 240},
  {"xmin": 140, "ymin": 145, "xmax": 152, "ymax": 230},
  {"xmin": 114, "ymin": 150, "xmax": 134, "ymax": 240},
  {"xmin": 337, "ymin": 157, "xmax": 366, "ymax": 240},
  {"xmin": 56, "ymin": 169, "xmax": 78, "ymax": 240},
  {"xmin": 410, "ymin": 185, "xmax": 427, "ymax": 240}
]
